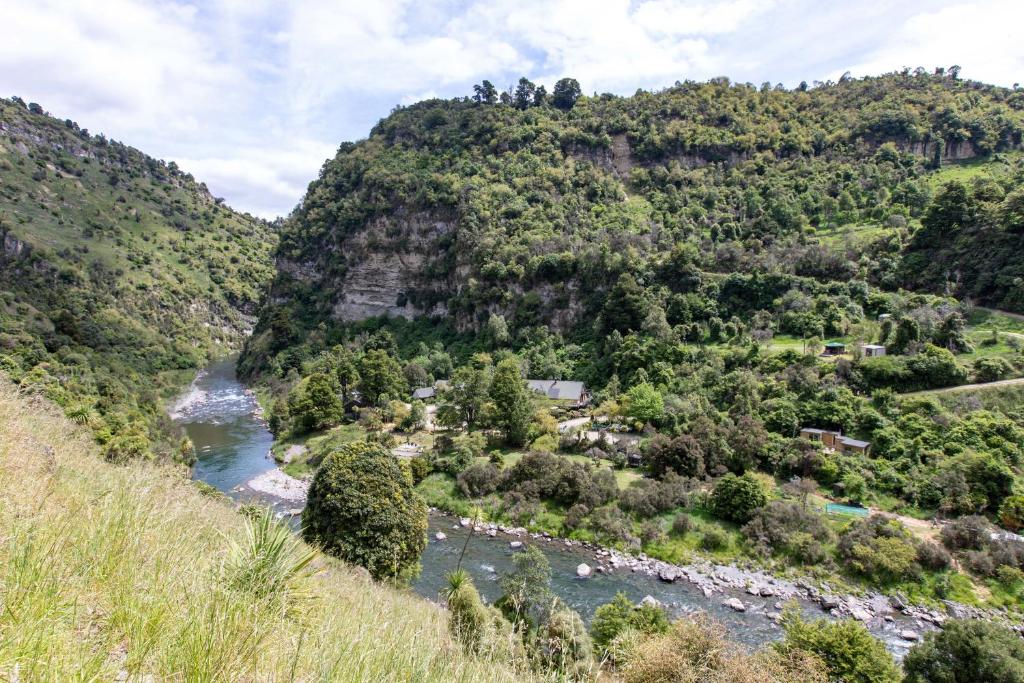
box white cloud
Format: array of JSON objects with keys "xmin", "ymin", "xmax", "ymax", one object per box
[
  {"xmin": 839, "ymin": 1, "xmax": 1024, "ymax": 86},
  {"xmin": 174, "ymin": 138, "xmax": 336, "ymax": 219}
]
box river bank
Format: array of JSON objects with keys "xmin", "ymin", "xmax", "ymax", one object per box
[{"xmin": 171, "ymin": 359, "xmax": 1023, "ymax": 656}]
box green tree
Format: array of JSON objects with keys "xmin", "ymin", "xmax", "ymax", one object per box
[
  {"xmin": 903, "ymin": 619, "xmax": 1024, "ymax": 683},
  {"xmin": 513, "ymin": 77, "xmax": 536, "ymax": 109},
  {"xmin": 287, "ymin": 372, "xmax": 343, "ymax": 433},
  {"xmin": 776, "ymin": 608, "xmax": 901, "ymax": 683},
  {"xmin": 710, "ymin": 472, "xmax": 768, "ymax": 523},
  {"xmin": 358, "ymin": 349, "xmax": 406, "ymax": 406},
  {"xmin": 602, "ymin": 273, "xmax": 648, "ymax": 334},
  {"xmin": 489, "ymin": 358, "xmax": 534, "ymax": 446},
  {"xmin": 472, "ymin": 80, "xmax": 497, "ymax": 104},
  {"xmin": 921, "ymin": 181, "xmax": 978, "ymax": 237},
  {"xmin": 1000, "ymin": 186, "xmax": 1024, "ymax": 233},
  {"xmin": 552, "ymin": 78, "xmax": 582, "ymax": 110},
  {"xmin": 624, "ymin": 382, "xmax": 664, "ymax": 424},
  {"xmin": 485, "ymin": 313, "xmax": 510, "ymax": 348},
  {"xmin": 499, "ymin": 545, "xmax": 555, "ymax": 629},
  {"xmin": 302, "ymin": 441, "xmax": 427, "ymax": 581},
  {"xmin": 437, "ymin": 363, "xmax": 493, "ymax": 430}
]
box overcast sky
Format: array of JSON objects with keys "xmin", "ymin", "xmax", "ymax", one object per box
[{"xmin": 2, "ymin": 0, "xmax": 1022, "ymax": 219}]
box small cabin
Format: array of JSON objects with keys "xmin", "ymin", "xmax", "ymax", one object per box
[
  {"xmin": 822, "ymin": 342, "xmax": 846, "ymax": 356},
  {"xmin": 411, "ymin": 387, "xmax": 435, "ymax": 401},
  {"xmin": 800, "ymin": 427, "xmax": 870, "ymax": 456},
  {"xmin": 860, "ymin": 344, "xmax": 887, "ymax": 358}
]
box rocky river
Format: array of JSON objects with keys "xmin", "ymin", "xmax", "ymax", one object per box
[{"xmin": 172, "ymin": 358, "xmax": 953, "ymax": 656}]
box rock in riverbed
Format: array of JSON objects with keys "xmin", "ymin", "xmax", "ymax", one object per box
[
  {"xmin": 722, "ymin": 598, "xmax": 746, "ymax": 612},
  {"xmin": 434, "ymin": 532, "xmax": 447, "ymax": 541},
  {"xmin": 577, "ymin": 563, "xmax": 592, "ymax": 578},
  {"xmin": 509, "ymin": 541, "xmax": 523, "ymax": 549}
]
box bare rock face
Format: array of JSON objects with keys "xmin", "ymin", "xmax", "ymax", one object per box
[{"xmin": 332, "ymin": 250, "xmax": 426, "ymax": 321}]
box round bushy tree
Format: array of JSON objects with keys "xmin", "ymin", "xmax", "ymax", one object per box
[
  {"xmin": 302, "ymin": 441, "xmax": 427, "ymax": 580},
  {"xmin": 903, "ymin": 619, "xmax": 1024, "ymax": 683},
  {"xmin": 710, "ymin": 472, "xmax": 768, "ymax": 523}
]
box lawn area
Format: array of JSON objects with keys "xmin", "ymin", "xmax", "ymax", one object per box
[
  {"xmin": 966, "ymin": 307, "xmax": 1024, "ymax": 335},
  {"xmin": 278, "ymin": 422, "xmax": 369, "ymax": 478},
  {"xmin": 811, "ymin": 222, "xmax": 894, "ymax": 249},
  {"xmin": 927, "ymin": 151, "xmax": 1022, "ymax": 188}
]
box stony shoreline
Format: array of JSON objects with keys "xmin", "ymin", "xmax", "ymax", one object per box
[
  {"xmin": 433, "ymin": 509, "xmax": 1023, "ymax": 639},
  {"xmin": 236, "ymin": 467, "xmax": 309, "ymax": 504}
]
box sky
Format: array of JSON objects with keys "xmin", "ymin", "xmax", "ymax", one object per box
[{"xmin": 1, "ymin": 0, "xmax": 1022, "ymax": 219}]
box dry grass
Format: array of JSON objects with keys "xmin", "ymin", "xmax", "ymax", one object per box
[{"xmin": 0, "ymin": 383, "xmax": 532, "ymax": 682}]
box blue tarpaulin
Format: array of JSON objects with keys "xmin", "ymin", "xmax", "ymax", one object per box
[{"xmin": 825, "ymin": 503, "xmax": 869, "ymax": 517}]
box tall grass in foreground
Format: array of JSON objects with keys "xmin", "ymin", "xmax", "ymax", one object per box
[{"xmin": 0, "ymin": 384, "xmax": 534, "ymax": 682}]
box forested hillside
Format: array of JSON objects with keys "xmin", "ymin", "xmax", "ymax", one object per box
[
  {"xmin": 0, "ymin": 97, "xmax": 276, "ymax": 461},
  {"xmin": 240, "ymin": 71, "xmax": 1024, "ymax": 616},
  {"xmin": 244, "ymin": 69, "xmax": 1024, "ymax": 380}
]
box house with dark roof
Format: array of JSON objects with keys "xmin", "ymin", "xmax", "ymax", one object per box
[
  {"xmin": 800, "ymin": 427, "xmax": 870, "ymax": 456},
  {"xmin": 411, "ymin": 387, "xmax": 435, "ymax": 400},
  {"xmin": 526, "ymin": 379, "xmax": 590, "ymax": 406}
]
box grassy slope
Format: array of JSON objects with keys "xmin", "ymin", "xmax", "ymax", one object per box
[{"xmin": 0, "ymin": 383, "xmax": 528, "ymax": 682}]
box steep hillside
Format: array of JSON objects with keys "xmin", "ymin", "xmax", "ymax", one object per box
[
  {"xmin": 0, "ymin": 381, "xmax": 528, "ymax": 682},
  {"xmin": 0, "ymin": 97, "xmax": 276, "ymax": 460},
  {"xmin": 242, "ymin": 70, "xmax": 1024, "ymax": 379}
]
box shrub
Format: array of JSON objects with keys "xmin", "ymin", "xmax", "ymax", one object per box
[
  {"xmin": 742, "ymin": 501, "xmax": 832, "ymax": 560},
  {"xmin": 710, "ymin": 472, "xmax": 768, "ymax": 523},
  {"xmin": 590, "ymin": 592, "xmax": 669, "ymax": 656},
  {"xmin": 302, "ymin": 441, "xmax": 428, "ymax": 581},
  {"xmin": 837, "ymin": 515, "xmax": 921, "ymax": 583},
  {"xmin": 776, "ymin": 608, "xmax": 901, "ymax": 683},
  {"xmin": 916, "ymin": 541, "xmax": 952, "ymax": 571},
  {"xmin": 940, "ymin": 515, "xmax": 991, "ymax": 551},
  {"xmin": 535, "ymin": 605, "xmax": 594, "ymax": 679},
  {"xmin": 623, "ymin": 615, "xmax": 827, "ymax": 683},
  {"xmin": 584, "ymin": 504, "xmax": 636, "ymax": 547},
  {"xmin": 446, "ymin": 570, "xmax": 526, "ymax": 665},
  {"xmin": 903, "ymin": 619, "xmax": 1024, "ymax": 683},
  {"xmin": 639, "ymin": 519, "xmax": 666, "ymax": 546},
  {"xmin": 645, "ymin": 433, "xmax": 705, "ymax": 478},
  {"xmin": 701, "ymin": 526, "xmax": 729, "ymax": 551},
  {"xmin": 671, "ymin": 513, "xmax": 693, "ymax": 535},
  {"xmin": 1000, "ymin": 495, "xmax": 1024, "ymax": 532},
  {"xmin": 973, "ymin": 357, "xmax": 1014, "ymax": 383},
  {"xmin": 457, "ymin": 461, "xmax": 501, "ymax": 497},
  {"xmin": 408, "ymin": 456, "xmax": 432, "ymax": 484},
  {"xmin": 221, "ymin": 509, "xmax": 317, "ymax": 614},
  {"xmin": 619, "ymin": 472, "xmax": 690, "ymax": 518}
]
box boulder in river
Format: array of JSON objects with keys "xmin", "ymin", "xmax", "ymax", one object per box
[
  {"xmin": 640, "ymin": 595, "xmax": 660, "ymax": 608},
  {"xmin": 658, "ymin": 567, "xmax": 679, "ymax": 583},
  {"xmin": 459, "ymin": 517, "xmax": 471, "ymax": 527},
  {"xmin": 722, "ymin": 598, "xmax": 746, "ymax": 612},
  {"xmin": 509, "ymin": 541, "xmax": 523, "ymax": 550},
  {"xmin": 434, "ymin": 532, "xmax": 447, "ymax": 541},
  {"xmin": 819, "ymin": 595, "xmax": 840, "ymax": 610},
  {"xmin": 850, "ymin": 607, "xmax": 873, "ymax": 622},
  {"xmin": 577, "ymin": 563, "xmax": 593, "ymax": 578},
  {"xmin": 900, "ymin": 630, "xmax": 920, "ymax": 641}
]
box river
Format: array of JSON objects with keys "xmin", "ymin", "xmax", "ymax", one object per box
[{"xmin": 172, "ymin": 358, "xmax": 921, "ymax": 655}]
